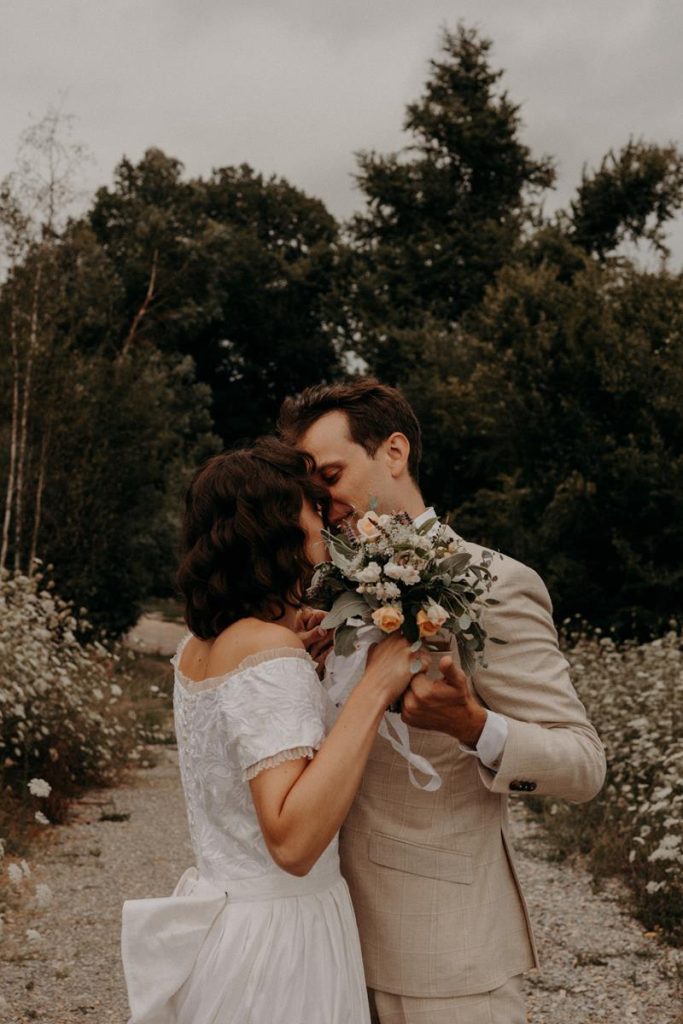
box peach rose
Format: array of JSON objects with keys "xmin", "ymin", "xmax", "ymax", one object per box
[
  {"xmin": 372, "ymin": 605, "xmax": 405, "ymax": 633},
  {"xmin": 356, "ymin": 511, "xmax": 381, "ymax": 540},
  {"xmin": 416, "ymin": 608, "xmax": 446, "ymax": 638}
]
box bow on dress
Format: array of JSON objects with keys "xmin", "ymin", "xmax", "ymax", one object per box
[{"xmin": 121, "ymin": 866, "xmax": 228, "ymax": 1024}]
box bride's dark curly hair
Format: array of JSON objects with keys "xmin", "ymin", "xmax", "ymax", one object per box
[{"xmin": 176, "ymin": 437, "xmax": 328, "ymax": 639}]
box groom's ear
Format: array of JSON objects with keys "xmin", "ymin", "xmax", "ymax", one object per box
[{"xmin": 383, "ymin": 433, "xmax": 411, "ymax": 478}]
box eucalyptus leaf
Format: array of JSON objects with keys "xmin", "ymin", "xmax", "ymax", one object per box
[
  {"xmin": 328, "ymin": 545, "xmax": 355, "ymax": 573},
  {"xmin": 322, "ymin": 591, "xmax": 369, "ymax": 629},
  {"xmin": 409, "ymin": 639, "xmax": 422, "ymax": 652},
  {"xmin": 410, "ymin": 658, "xmax": 423, "ymax": 674},
  {"xmin": 416, "ymin": 517, "xmax": 438, "ymax": 535},
  {"xmin": 334, "ymin": 624, "xmax": 359, "ymax": 658},
  {"xmin": 437, "ymin": 552, "xmax": 471, "ymax": 576}
]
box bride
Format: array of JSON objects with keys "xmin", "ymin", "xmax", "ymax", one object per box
[{"xmin": 121, "ymin": 436, "xmax": 424, "ymax": 1024}]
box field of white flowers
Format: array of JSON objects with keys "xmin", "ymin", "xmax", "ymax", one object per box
[
  {"xmin": 539, "ymin": 629, "xmax": 683, "ymax": 944},
  {"xmin": 0, "ymin": 570, "xmax": 168, "ymax": 848}
]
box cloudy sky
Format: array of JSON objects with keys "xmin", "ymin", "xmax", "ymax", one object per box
[{"xmin": 2, "ymin": 0, "xmax": 682, "ymax": 265}]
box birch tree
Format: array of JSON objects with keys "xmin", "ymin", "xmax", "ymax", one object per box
[{"xmin": 0, "ymin": 107, "xmax": 89, "ymax": 574}]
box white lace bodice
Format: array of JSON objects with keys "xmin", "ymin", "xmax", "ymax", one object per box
[{"xmin": 172, "ymin": 635, "xmax": 335, "ymax": 887}]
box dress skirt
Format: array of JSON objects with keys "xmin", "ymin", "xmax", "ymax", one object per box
[{"xmin": 122, "ymin": 854, "xmax": 371, "ymax": 1024}]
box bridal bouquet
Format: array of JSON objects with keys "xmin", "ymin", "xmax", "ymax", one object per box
[{"xmin": 307, "ymin": 509, "xmax": 502, "ymax": 676}]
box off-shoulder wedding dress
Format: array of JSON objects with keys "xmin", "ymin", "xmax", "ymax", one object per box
[{"xmin": 121, "ymin": 636, "xmax": 370, "ymax": 1024}]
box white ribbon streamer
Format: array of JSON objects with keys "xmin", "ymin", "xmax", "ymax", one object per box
[{"xmin": 324, "ymin": 625, "xmax": 442, "ymax": 792}]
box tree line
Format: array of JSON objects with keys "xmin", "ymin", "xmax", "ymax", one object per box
[{"xmin": 1, "ymin": 24, "xmax": 682, "ymax": 638}]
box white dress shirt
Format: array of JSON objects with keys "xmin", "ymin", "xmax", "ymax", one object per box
[{"xmin": 412, "ymin": 507, "xmax": 508, "ymax": 771}]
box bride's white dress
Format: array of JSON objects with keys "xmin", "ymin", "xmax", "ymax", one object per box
[{"xmin": 121, "ymin": 637, "xmax": 370, "ymax": 1024}]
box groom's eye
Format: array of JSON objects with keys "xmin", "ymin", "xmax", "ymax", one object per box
[{"xmin": 321, "ymin": 471, "xmax": 340, "ymax": 485}]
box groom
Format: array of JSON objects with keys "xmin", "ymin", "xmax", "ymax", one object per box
[{"xmin": 280, "ymin": 378, "xmax": 606, "ymax": 1024}]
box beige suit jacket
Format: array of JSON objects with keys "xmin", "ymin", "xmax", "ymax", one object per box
[{"xmin": 339, "ymin": 542, "xmax": 606, "ymax": 998}]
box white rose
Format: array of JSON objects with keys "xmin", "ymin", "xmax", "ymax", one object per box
[
  {"xmin": 356, "ymin": 512, "xmax": 381, "ymax": 540},
  {"xmin": 426, "ymin": 602, "xmax": 449, "ymax": 626}
]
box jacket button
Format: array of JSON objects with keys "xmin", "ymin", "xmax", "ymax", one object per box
[{"xmin": 509, "ymin": 780, "xmax": 524, "ymax": 791}]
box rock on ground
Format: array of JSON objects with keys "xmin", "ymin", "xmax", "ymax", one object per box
[{"xmin": 0, "ymin": 748, "xmax": 680, "ymax": 1024}]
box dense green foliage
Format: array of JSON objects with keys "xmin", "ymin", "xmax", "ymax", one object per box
[
  {"xmin": 346, "ymin": 25, "xmax": 683, "ymax": 637},
  {"xmin": 88, "ymin": 153, "xmax": 345, "ymax": 442},
  {"xmin": 1, "ymin": 22, "xmax": 682, "ymax": 639}
]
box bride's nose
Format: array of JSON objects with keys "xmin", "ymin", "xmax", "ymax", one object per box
[{"xmin": 327, "ymin": 501, "xmax": 355, "ymax": 527}]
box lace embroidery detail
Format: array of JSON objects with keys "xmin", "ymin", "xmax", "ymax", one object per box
[
  {"xmin": 172, "ymin": 648, "xmax": 331, "ymax": 884},
  {"xmin": 172, "ymin": 634, "xmax": 316, "ymax": 695},
  {"xmin": 243, "ymin": 745, "xmax": 317, "ymax": 781}
]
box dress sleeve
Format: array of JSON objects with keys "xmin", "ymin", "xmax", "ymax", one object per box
[{"xmin": 219, "ymin": 650, "xmax": 328, "ymax": 781}]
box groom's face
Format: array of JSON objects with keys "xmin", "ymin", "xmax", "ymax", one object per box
[{"xmin": 297, "ymin": 410, "xmax": 395, "ymax": 526}]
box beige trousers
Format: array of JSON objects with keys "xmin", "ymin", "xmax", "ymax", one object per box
[{"xmin": 368, "ymin": 974, "xmax": 526, "ymax": 1024}]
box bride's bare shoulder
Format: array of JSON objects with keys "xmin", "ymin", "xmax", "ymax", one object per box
[
  {"xmin": 201, "ymin": 619, "xmax": 304, "ymax": 678},
  {"xmin": 179, "ymin": 620, "xmax": 303, "ymax": 683}
]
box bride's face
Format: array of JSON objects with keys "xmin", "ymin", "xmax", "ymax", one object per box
[{"xmin": 299, "ymin": 498, "xmax": 328, "ymax": 567}]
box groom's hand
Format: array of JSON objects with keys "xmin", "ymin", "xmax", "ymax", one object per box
[{"xmin": 401, "ymin": 656, "xmax": 487, "ymax": 747}]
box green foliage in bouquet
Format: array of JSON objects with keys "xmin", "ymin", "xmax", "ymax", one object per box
[{"xmin": 308, "ymin": 510, "xmax": 503, "ymax": 673}]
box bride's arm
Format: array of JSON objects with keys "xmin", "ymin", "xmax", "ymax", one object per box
[{"xmin": 250, "ymin": 634, "xmax": 416, "ymax": 877}]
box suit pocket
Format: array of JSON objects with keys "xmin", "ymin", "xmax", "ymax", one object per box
[{"xmin": 368, "ymin": 831, "xmax": 474, "ymax": 885}]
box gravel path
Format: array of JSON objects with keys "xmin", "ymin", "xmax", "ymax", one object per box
[{"xmin": 1, "ymin": 747, "xmax": 680, "ymax": 1024}]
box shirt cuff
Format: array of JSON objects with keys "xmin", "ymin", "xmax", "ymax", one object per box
[{"xmin": 459, "ymin": 710, "xmax": 508, "ymax": 771}]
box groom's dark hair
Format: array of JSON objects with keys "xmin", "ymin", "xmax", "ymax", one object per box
[{"xmin": 278, "ymin": 378, "xmax": 423, "ymax": 483}]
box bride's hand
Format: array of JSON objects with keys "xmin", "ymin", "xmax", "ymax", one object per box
[
  {"xmin": 364, "ymin": 635, "xmax": 429, "ymax": 704},
  {"xmin": 293, "ymin": 607, "xmax": 333, "ymax": 676}
]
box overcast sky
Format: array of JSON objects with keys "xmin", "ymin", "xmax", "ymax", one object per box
[{"xmin": 2, "ymin": 0, "xmax": 682, "ymax": 266}]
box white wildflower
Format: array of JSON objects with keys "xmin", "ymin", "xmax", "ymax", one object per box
[
  {"xmin": 25, "ymin": 928, "xmax": 41, "ymax": 942},
  {"xmin": 28, "ymin": 778, "xmax": 51, "ymax": 798},
  {"xmin": 648, "ymin": 835, "xmax": 682, "ymax": 862},
  {"xmin": 20, "ymin": 859, "xmax": 31, "ymax": 877},
  {"xmin": 384, "ymin": 561, "xmax": 421, "ymax": 585},
  {"xmin": 34, "ymin": 811, "xmax": 50, "ymax": 826},
  {"xmin": 356, "ymin": 561, "xmax": 382, "ymax": 584}
]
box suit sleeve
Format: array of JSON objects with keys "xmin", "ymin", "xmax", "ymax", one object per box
[{"xmin": 471, "ymin": 557, "xmax": 606, "ymax": 803}]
